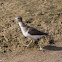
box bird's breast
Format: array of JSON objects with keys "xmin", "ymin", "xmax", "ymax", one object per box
[{"xmin": 21, "ymin": 27, "xmax": 28, "ymax": 37}]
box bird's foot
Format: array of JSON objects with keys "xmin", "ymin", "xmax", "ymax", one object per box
[
  {"xmin": 38, "ymin": 47, "xmax": 45, "ymax": 52},
  {"xmin": 26, "ymin": 45, "xmax": 30, "ymax": 47},
  {"xmin": 39, "ymin": 47, "xmax": 43, "ymax": 51},
  {"xmin": 22, "ymin": 44, "xmax": 30, "ymax": 48}
]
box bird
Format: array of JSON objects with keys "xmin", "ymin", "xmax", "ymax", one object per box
[{"xmin": 15, "ymin": 16, "xmax": 48, "ymax": 50}]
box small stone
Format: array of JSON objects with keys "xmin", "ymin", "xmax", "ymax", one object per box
[
  {"xmin": 61, "ymin": 22, "xmax": 62, "ymax": 24},
  {"xmin": 31, "ymin": 14, "xmax": 35, "ymax": 16},
  {"xmin": 11, "ymin": 20, "xmax": 15, "ymax": 22},
  {"xmin": 49, "ymin": 40, "xmax": 54, "ymax": 44},
  {"xmin": 26, "ymin": 18, "xmax": 33, "ymax": 23},
  {"xmin": 38, "ymin": 60, "xmax": 42, "ymax": 62},
  {"xmin": 57, "ymin": 13, "xmax": 60, "ymax": 16},
  {"xmin": 0, "ymin": 2, "xmax": 3, "ymax": 6},
  {"xmin": 26, "ymin": 21, "xmax": 31, "ymax": 23},
  {"xmin": 2, "ymin": 36, "xmax": 4, "ymax": 37},
  {"xmin": 4, "ymin": 50, "xmax": 6, "ymax": 53},
  {"xmin": 0, "ymin": 59, "xmax": 2, "ymax": 62},
  {"xmin": 37, "ymin": 24, "xmax": 41, "ymax": 26},
  {"xmin": 3, "ymin": 45, "xmax": 8, "ymax": 48}
]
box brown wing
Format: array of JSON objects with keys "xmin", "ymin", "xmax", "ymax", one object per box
[{"xmin": 28, "ymin": 28, "xmax": 48, "ymax": 35}]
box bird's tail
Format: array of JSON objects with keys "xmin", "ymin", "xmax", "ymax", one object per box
[
  {"xmin": 44, "ymin": 33, "xmax": 48, "ymax": 36},
  {"xmin": 41, "ymin": 32, "xmax": 48, "ymax": 36}
]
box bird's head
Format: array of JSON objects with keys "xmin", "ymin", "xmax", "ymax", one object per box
[{"xmin": 15, "ymin": 16, "xmax": 22, "ymax": 22}]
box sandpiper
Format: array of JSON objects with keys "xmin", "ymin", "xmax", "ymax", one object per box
[{"xmin": 15, "ymin": 16, "xmax": 48, "ymax": 50}]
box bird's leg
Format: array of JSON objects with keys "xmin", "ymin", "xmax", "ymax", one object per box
[
  {"xmin": 34, "ymin": 39, "xmax": 39, "ymax": 44},
  {"xmin": 22, "ymin": 40, "xmax": 33, "ymax": 47},
  {"xmin": 34, "ymin": 40, "xmax": 38, "ymax": 44},
  {"xmin": 39, "ymin": 39, "xmax": 44, "ymax": 51},
  {"xmin": 26, "ymin": 40, "xmax": 33, "ymax": 47},
  {"xmin": 39, "ymin": 42, "xmax": 43, "ymax": 51},
  {"xmin": 40, "ymin": 46, "xmax": 43, "ymax": 51}
]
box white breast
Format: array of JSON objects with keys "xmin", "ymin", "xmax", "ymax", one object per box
[
  {"xmin": 21, "ymin": 27, "xmax": 28, "ymax": 37},
  {"xmin": 18, "ymin": 22, "xmax": 28, "ymax": 37}
]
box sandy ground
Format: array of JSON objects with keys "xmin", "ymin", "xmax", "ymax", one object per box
[
  {"xmin": 0, "ymin": 41, "xmax": 62, "ymax": 62},
  {"xmin": 0, "ymin": 0, "xmax": 62, "ymax": 62}
]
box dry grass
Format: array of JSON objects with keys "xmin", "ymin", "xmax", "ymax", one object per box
[
  {"xmin": 0, "ymin": 0, "xmax": 62, "ymax": 58},
  {"xmin": 0, "ymin": 0, "xmax": 62, "ymax": 62}
]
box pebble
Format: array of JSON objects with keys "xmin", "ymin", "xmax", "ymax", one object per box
[
  {"xmin": 49, "ymin": 39, "xmax": 54, "ymax": 44},
  {"xmin": 3, "ymin": 50, "xmax": 6, "ymax": 53},
  {"xmin": 38, "ymin": 60, "xmax": 42, "ymax": 62},
  {"xmin": 0, "ymin": 59, "xmax": 2, "ymax": 62},
  {"xmin": 37, "ymin": 24, "xmax": 41, "ymax": 26},
  {"xmin": 0, "ymin": 2, "xmax": 3, "ymax": 6},
  {"xmin": 3, "ymin": 45, "xmax": 8, "ymax": 48},
  {"xmin": 11, "ymin": 20, "xmax": 15, "ymax": 22},
  {"xmin": 26, "ymin": 21, "xmax": 31, "ymax": 23}
]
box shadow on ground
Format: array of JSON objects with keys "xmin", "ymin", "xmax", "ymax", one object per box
[{"xmin": 43, "ymin": 45, "xmax": 62, "ymax": 51}]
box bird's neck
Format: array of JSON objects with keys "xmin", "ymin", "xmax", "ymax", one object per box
[{"xmin": 18, "ymin": 21, "xmax": 25, "ymax": 28}]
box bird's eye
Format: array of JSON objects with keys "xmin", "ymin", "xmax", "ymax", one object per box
[{"xmin": 18, "ymin": 18, "xmax": 20, "ymax": 19}]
